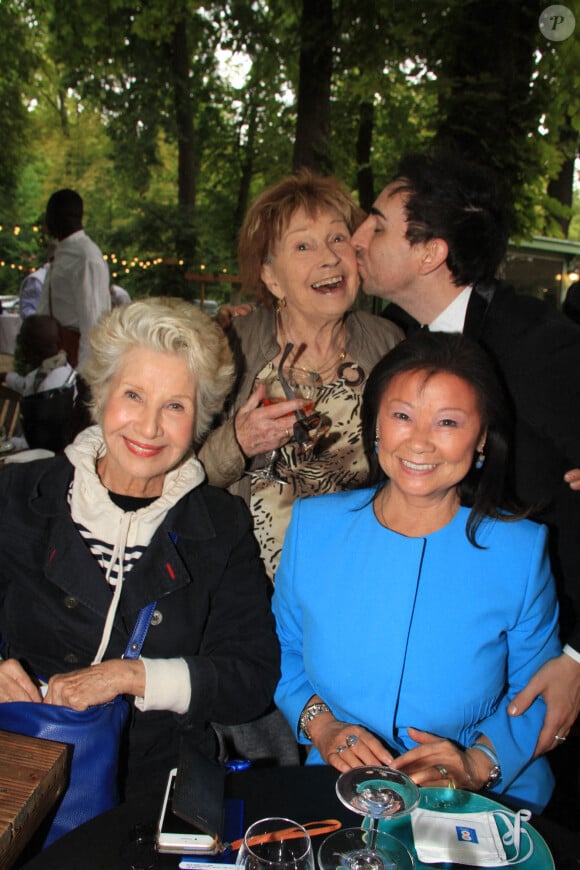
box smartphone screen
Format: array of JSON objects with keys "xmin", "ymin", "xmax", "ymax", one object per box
[{"xmin": 157, "ymin": 769, "xmax": 220, "ymax": 854}]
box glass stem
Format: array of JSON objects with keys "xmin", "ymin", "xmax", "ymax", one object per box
[
  {"xmin": 265, "ymin": 448, "xmax": 279, "ymax": 473},
  {"xmin": 368, "ymin": 817, "xmax": 379, "ymax": 851}
]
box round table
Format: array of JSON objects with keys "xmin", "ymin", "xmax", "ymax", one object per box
[{"xmin": 19, "ymin": 766, "xmax": 580, "ymax": 870}]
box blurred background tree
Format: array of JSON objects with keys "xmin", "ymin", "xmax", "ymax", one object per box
[{"xmin": 0, "ymin": 0, "xmax": 577, "ymax": 297}]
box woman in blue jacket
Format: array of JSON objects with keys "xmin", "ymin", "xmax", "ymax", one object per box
[{"xmin": 273, "ymin": 331, "xmax": 560, "ymax": 813}]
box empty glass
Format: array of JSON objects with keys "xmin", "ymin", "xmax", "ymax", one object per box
[{"xmin": 236, "ymin": 817, "xmax": 315, "ymax": 870}]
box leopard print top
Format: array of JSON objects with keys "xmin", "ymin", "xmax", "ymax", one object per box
[{"xmin": 250, "ymin": 361, "xmax": 368, "ymax": 579}]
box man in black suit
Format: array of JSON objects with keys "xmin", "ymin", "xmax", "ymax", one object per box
[{"xmin": 352, "ymin": 152, "xmax": 580, "ymax": 755}]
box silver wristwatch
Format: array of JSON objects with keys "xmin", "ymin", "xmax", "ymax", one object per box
[
  {"xmin": 470, "ymin": 741, "xmax": 501, "ymax": 789},
  {"xmin": 298, "ymin": 701, "xmax": 331, "ymax": 740}
]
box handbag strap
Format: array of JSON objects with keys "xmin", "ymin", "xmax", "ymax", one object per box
[{"xmin": 123, "ymin": 601, "xmax": 157, "ymax": 660}]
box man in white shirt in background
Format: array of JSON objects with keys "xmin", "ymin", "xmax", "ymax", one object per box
[{"xmin": 38, "ymin": 189, "xmax": 110, "ymax": 367}]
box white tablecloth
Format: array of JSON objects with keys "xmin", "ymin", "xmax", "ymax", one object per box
[{"xmin": 0, "ymin": 314, "xmax": 21, "ymax": 354}]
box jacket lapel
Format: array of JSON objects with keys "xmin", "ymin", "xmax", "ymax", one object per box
[{"xmin": 464, "ymin": 280, "xmax": 497, "ymax": 340}]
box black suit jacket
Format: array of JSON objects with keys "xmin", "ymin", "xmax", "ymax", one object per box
[
  {"xmin": 383, "ymin": 281, "xmax": 580, "ymax": 648},
  {"xmin": 465, "ymin": 280, "xmax": 580, "ymax": 649}
]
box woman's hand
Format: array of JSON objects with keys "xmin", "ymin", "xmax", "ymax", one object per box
[
  {"xmin": 508, "ymin": 653, "xmax": 580, "ymax": 755},
  {"xmin": 215, "ymin": 303, "xmax": 255, "ymax": 330},
  {"xmin": 564, "ymin": 468, "xmax": 580, "ymax": 491},
  {"xmin": 0, "ymin": 659, "xmax": 43, "ymax": 702},
  {"xmin": 234, "ymin": 383, "xmax": 304, "ymax": 458},
  {"xmin": 309, "ymin": 716, "xmax": 394, "ymax": 772},
  {"xmin": 43, "ymin": 659, "xmax": 145, "ymax": 710},
  {"xmin": 390, "ymin": 727, "xmax": 491, "ymax": 791}
]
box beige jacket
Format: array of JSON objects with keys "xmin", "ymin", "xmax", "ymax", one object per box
[{"xmin": 199, "ymin": 306, "xmax": 402, "ymax": 503}]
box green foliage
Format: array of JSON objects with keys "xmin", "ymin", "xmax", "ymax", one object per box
[
  {"xmin": 0, "ymin": 0, "xmax": 578, "ymax": 306},
  {"xmin": 0, "ymin": 0, "xmax": 38, "ymax": 211}
]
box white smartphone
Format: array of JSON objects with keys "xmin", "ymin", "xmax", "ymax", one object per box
[{"xmin": 157, "ymin": 768, "xmax": 221, "ymax": 855}]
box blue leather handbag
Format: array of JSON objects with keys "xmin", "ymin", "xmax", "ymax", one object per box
[{"xmin": 0, "ymin": 601, "xmax": 157, "ymax": 847}]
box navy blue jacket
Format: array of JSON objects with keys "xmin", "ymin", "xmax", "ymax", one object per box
[{"xmin": 0, "ymin": 456, "xmax": 280, "ymax": 796}]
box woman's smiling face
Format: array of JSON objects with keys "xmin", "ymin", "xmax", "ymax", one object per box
[
  {"xmin": 376, "ymin": 368, "xmax": 486, "ymax": 504},
  {"xmin": 98, "ymin": 346, "xmax": 196, "ymax": 497},
  {"xmin": 260, "ymin": 206, "xmax": 359, "ymax": 322}
]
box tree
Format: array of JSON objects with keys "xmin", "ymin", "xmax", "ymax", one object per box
[
  {"xmin": 0, "ymin": 1, "xmax": 38, "ymax": 212},
  {"xmin": 292, "ymin": 0, "xmax": 334, "ymax": 172}
]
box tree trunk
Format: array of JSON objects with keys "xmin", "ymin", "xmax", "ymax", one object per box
[
  {"xmin": 170, "ymin": 16, "xmax": 197, "ymax": 262},
  {"xmin": 292, "ymin": 0, "xmax": 334, "ymax": 174},
  {"xmin": 235, "ymin": 101, "xmax": 258, "ymax": 234},
  {"xmin": 356, "ymin": 100, "xmax": 375, "ymax": 212},
  {"xmin": 434, "ymin": 0, "xmax": 538, "ymax": 194}
]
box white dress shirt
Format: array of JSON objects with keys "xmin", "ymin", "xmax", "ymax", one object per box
[
  {"xmin": 427, "ymin": 284, "xmax": 473, "ymax": 333},
  {"xmin": 38, "ymin": 230, "xmax": 110, "ymax": 366}
]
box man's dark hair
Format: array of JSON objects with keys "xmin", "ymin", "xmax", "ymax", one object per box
[
  {"xmin": 362, "ymin": 330, "xmax": 522, "ymax": 546},
  {"xmin": 391, "ymin": 152, "xmax": 512, "ymax": 286},
  {"xmin": 45, "ymin": 189, "xmax": 84, "ymax": 240}
]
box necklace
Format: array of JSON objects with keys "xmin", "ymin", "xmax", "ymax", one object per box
[{"xmin": 276, "ymin": 306, "xmax": 347, "ymax": 381}]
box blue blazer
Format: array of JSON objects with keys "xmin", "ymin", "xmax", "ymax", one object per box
[{"xmin": 273, "ymin": 489, "xmax": 560, "ymax": 813}]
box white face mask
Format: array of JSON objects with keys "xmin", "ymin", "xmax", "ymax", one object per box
[{"xmin": 411, "ymin": 807, "xmax": 534, "ymax": 866}]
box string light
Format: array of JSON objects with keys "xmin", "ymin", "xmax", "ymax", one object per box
[
  {"xmin": 0, "ymin": 225, "xmax": 238, "ymax": 287},
  {"xmin": 0, "ymin": 253, "xmax": 237, "ymax": 279}
]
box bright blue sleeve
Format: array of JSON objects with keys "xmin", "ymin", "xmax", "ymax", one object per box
[{"xmin": 467, "ymin": 524, "xmax": 560, "ymax": 794}]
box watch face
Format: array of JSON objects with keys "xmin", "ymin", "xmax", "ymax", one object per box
[{"xmin": 486, "ymin": 766, "xmax": 501, "ymax": 787}]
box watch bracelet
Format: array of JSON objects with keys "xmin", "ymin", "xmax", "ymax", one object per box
[
  {"xmin": 469, "ymin": 741, "xmax": 501, "ymax": 788},
  {"xmin": 298, "ymin": 701, "xmax": 331, "ymax": 740}
]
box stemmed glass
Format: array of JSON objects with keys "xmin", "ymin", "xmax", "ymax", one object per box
[
  {"xmin": 247, "ymin": 367, "xmax": 321, "ymax": 484},
  {"xmin": 236, "ymin": 817, "xmax": 315, "ymax": 870},
  {"xmin": 318, "ymin": 767, "xmax": 419, "ymax": 870}
]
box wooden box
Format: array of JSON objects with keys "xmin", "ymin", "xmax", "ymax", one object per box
[{"xmin": 0, "ymin": 729, "xmax": 69, "ymax": 867}]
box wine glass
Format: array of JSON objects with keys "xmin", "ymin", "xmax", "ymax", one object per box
[
  {"xmin": 318, "ymin": 767, "xmax": 419, "ymax": 870},
  {"xmin": 247, "ymin": 367, "xmax": 321, "ymax": 483},
  {"xmin": 236, "ymin": 817, "xmax": 315, "ymax": 870}
]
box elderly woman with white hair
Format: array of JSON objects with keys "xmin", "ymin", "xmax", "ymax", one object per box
[{"xmin": 0, "ymin": 297, "xmax": 279, "ymax": 799}]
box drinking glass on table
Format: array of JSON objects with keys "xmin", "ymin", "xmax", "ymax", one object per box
[
  {"xmin": 236, "ymin": 817, "xmax": 315, "ymax": 870},
  {"xmin": 247, "ymin": 368, "xmax": 321, "ymax": 484},
  {"xmin": 318, "ymin": 767, "xmax": 418, "ymax": 870}
]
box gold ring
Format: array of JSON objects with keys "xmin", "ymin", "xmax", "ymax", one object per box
[
  {"xmin": 285, "ymin": 428, "xmax": 291, "ymax": 439},
  {"xmin": 447, "ymin": 778, "xmax": 456, "ymax": 789}
]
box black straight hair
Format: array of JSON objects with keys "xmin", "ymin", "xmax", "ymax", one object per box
[{"xmin": 361, "ymin": 331, "xmax": 524, "ymax": 546}]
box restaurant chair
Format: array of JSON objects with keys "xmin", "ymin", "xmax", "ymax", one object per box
[{"xmin": 0, "ymin": 385, "xmax": 21, "ymax": 439}]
